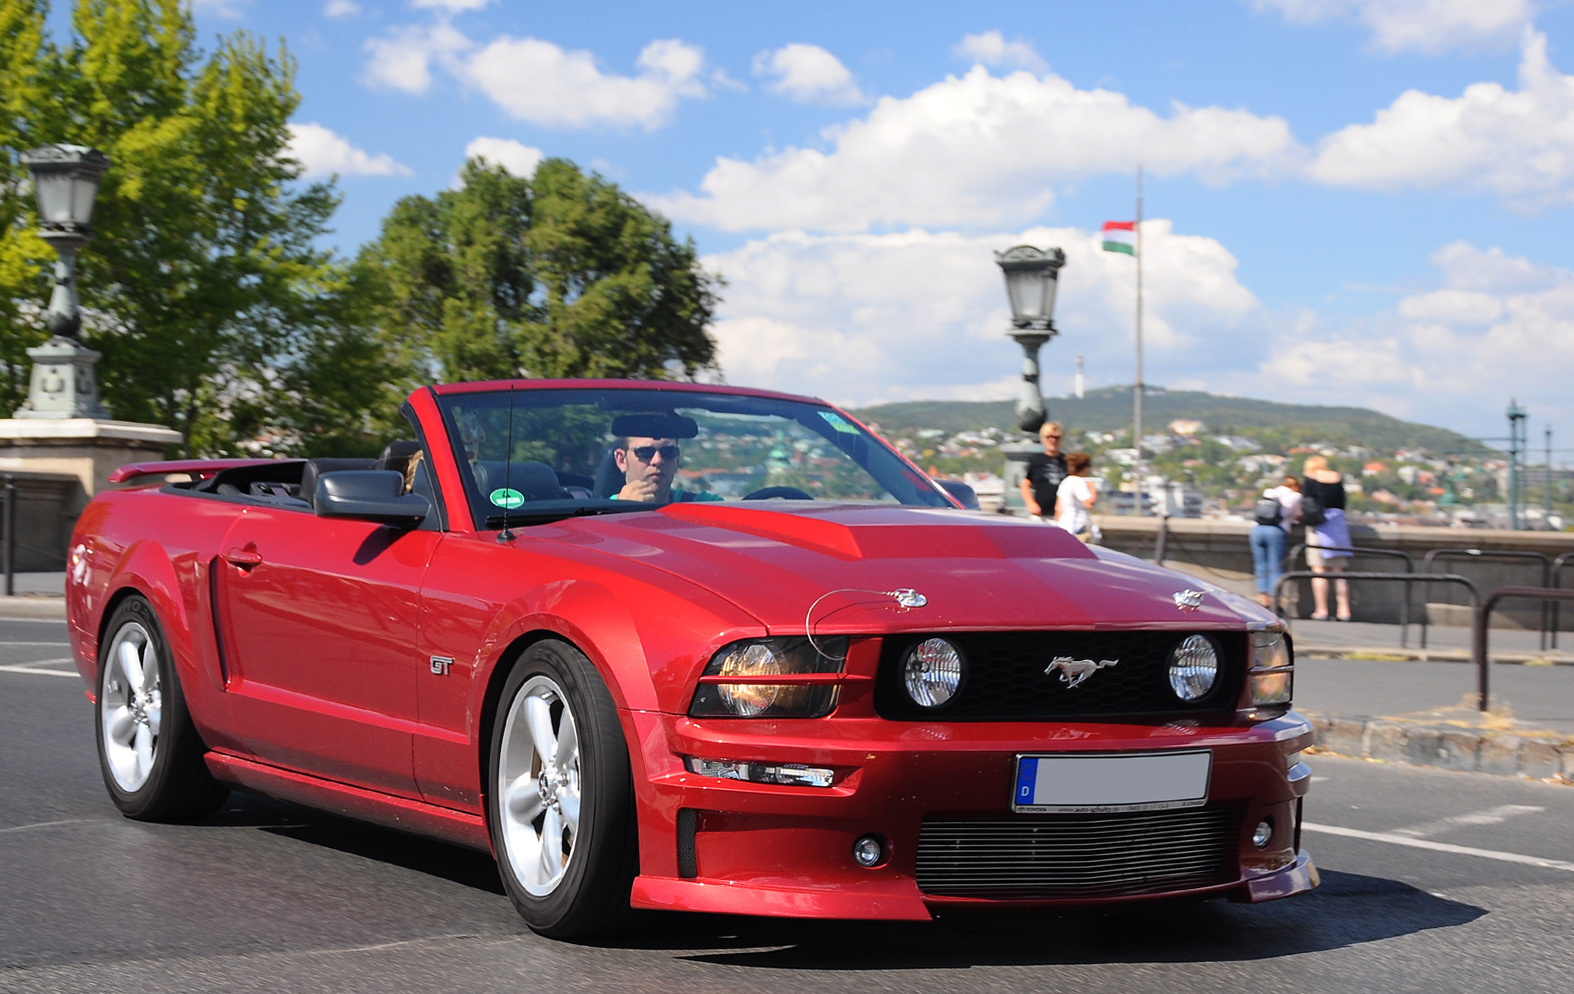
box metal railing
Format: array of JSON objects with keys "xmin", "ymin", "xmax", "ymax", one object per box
[
  {"xmin": 1274, "ymin": 570, "xmax": 1482, "ymax": 705},
  {"xmin": 1473, "ymin": 587, "xmax": 1574, "ymax": 712},
  {"xmin": 1422, "ymin": 549, "xmax": 1553, "ymax": 651},
  {"xmin": 1285, "ymin": 544, "xmax": 1417, "ymax": 646},
  {"xmin": 1550, "ymin": 552, "xmax": 1574, "ymax": 650}
]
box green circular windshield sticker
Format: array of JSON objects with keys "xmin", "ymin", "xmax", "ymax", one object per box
[{"xmin": 489, "ymin": 488, "xmax": 525, "ymax": 509}]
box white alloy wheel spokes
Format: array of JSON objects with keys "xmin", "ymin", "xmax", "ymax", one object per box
[
  {"xmin": 498, "ymin": 674, "xmax": 583, "ymax": 896},
  {"xmin": 100, "ymin": 621, "xmax": 161, "ymax": 792}
]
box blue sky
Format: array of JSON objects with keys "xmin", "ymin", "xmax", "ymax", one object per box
[{"xmin": 118, "ymin": 1, "xmax": 1574, "ymax": 446}]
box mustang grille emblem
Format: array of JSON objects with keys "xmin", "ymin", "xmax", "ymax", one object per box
[
  {"xmin": 1045, "ymin": 655, "xmax": 1119, "ymax": 688},
  {"xmin": 1173, "ymin": 589, "xmax": 1205, "ymax": 612}
]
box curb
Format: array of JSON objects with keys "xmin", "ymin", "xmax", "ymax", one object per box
[
  {"xmin": 1304, "ymin": 711, "xmax": 1574, "ymax": 782},
  {"xmin": 0, "ymin": 597, "xmax": 66, "ymax": 620}
]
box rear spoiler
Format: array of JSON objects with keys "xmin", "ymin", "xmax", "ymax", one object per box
[{"xmin": 108, "ymin": 458, "xmax": 293, "ymax": 485}]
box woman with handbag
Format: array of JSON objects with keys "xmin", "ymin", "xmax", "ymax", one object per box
[{"xmin": 1301, "ymin": 455, "xmax": 1352, "ymax": 621}]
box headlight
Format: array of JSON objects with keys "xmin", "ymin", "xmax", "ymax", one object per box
[
  {"xmin": 1168, "ymin": 634, "xmax": 1220, "ymax": 702},
  {"xmin": 902, "ymin": 637, "xmax": 965, "ymax": 708},
  {"xmin": 689, "ymin": 637, "xmax": 846, "ymax": 718},
  {"xmin": 1250, "ymin": 631, "xmax": 1294, "ymax": 706}
]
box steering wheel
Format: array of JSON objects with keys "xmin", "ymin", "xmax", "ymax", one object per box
[{"xmin": 742, "ymin": 486, "xmax": 813, "ymax": 501}]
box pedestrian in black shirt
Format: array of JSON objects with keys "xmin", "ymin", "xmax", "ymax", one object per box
[{"xmin": 1021, "ymin": 421, "xmax": 1068, "ymax": 521}]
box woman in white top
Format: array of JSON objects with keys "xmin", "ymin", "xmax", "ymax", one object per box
[{"xmin": 1055, "ymin": 452, "xmax": 1098, "ymax": 541}]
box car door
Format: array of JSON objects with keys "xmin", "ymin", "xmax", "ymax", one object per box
[{"xmin": 215, "ymin": 502, "xmax": 441, "ymax": 798}]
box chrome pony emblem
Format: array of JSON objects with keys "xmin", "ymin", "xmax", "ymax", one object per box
[
  {"xmin": 1173, "ymin": 589, "xmax": 1205, "ymax": 612},
  {"xmin": 1045, "ymin": 656, "xmax": 1119, "ymax": 688}
]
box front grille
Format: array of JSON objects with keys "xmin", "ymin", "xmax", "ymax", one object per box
[
  {"xmin": 916, "ymin": 808, "xmax": 1234, "ymax": 898},
  {"xmin": 875, "ymin": 631, "xmax": 1243, "ymax": 720}
]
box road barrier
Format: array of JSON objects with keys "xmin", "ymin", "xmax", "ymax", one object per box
[
  {"xmin": 1286, "ymin": 544, "xmax": 1416, "ymax": 646},
  {"xmin": 1473, "ymin": 587, "xmax": 1574, "ymax": 712},
  {"xmin": 1423, "ymin": 549, "xmax": 1552, "ymax": 651}
]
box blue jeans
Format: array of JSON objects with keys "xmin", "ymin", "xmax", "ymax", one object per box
[{"xmin": 1250, "ymin": 524, "xmax": 1288, "ymax": 596}]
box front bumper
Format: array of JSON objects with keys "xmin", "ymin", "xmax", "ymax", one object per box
[{"xmin": 623, "ymin": 708, "xmax": 1318, "ymax": 920}]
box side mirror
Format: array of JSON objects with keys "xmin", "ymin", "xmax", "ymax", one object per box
[
  {"xmin": 315, "ymin": 470, "xmax": 429, "ymax": 525},
  {"xmin": 937, "ymin": 479, "xmax": 980, "ymax": 510}
]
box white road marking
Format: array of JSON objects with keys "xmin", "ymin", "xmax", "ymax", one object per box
[
  {"xmin": 0, "ymin": 659, "xmax": 78, "ymax": 678},
  {"xmin": 0, "ymin": 818, "xmax": 93, "ymax": 834},
  {"xmin": 1304, "ymin": 822, "xmax": 1574, "ymax": 873},
  {"xmin": 1391, "ymin": 804, "xmax": 1544, "ymax": 839}
]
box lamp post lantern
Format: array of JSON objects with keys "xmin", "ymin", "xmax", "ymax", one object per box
[
  {"xmin": 994, "ymin": 245, "xmax": 1066, "ymax": 513},
  {"xmin": 994, "ymin": 245, "xmax": 1065, "ymax": 434},
  {"xmin": 14, "ymin": 144, "xmax": 110, "ymax": 419}
]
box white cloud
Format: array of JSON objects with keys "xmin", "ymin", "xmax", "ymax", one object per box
[
  {"xmin": 1248, "ymin": 241, "xmax": 1574, "ymax": 434},
  {"xmin": 287, "ymin": 123, "xmax": 412, "ymax": 177},
  {"xmin": 411, "ymin": 0, "xmax": 491, "ymax": 10},
  {"xmin": 1307, "ymin": 31, "xmax": 1574, "ymax": 210},
  {"xmin": 1255, "ymin": 0, "xmax": 1536, "ymax": 54},
  {"xmin": 753, "ymin": 44, "xmax": 866, "ymax": 105},
  {"xmin": 362, "ymin": 22, "xmax": 471, "ymax": 93},
  {"xmin": 324, "ymin": 0, "xmax": 360, "ymax": 17},
  {"xmin": 461, "ymin": 37, "xmax": 708, "ymax": 129},
  {"xmin": 703, "ymin": 223, "xmax": 1259, "ymax": 408},
  {"xmin": 953, "ymin": 31, "xmax": 1048, "ymax": 72},
  {"xmin": 462, "ymin": 137, "xmax": 544, "ymax": 178},
  {"xmin": 653, "ymin": 66, "xmax": 1301, "ymax": 233}
]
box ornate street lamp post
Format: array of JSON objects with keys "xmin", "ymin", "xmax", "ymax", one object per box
[
  {"xmin": 14, "ymin": 144, "xmax": 111, "ymax": 419},
  {"xmin": 994, "ymin": 245, "xmax": 1066, "ymax": 511}
]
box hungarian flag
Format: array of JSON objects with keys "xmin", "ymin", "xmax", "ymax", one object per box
[{"xmin": 1102, "ymin": 220, "xmax": 1136, "ymax": 255}]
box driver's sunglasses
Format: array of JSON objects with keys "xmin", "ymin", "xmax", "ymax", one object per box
[{"xmin": 630, "ymin": 444, "xmax": 680, "ymax": 462}]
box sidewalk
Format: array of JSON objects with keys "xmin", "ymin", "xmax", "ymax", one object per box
[
  {"xmin": 0, "ymin": 572, "xmax": 66, "ymax": 619},
  {"xmin": 6, "ymin": 570, "xmax": 1573, "ymax": 782}
]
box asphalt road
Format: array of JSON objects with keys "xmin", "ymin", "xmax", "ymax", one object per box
[{"xmin": 4, "ymin": 617, "xmax": 1574, "ymax": 994}]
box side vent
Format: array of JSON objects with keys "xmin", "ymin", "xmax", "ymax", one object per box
[{"xmin": 676, "ymin": 808, "xmax": 698, "ymax": 878}]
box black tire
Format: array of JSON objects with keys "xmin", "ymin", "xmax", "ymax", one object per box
[
  {"xmin": 94, "ymin": 595, "xmax": 228, "ymax": 821},
  {"xmin": 487, "ymin": 639, "xmax": 638, "ymax": 939}
]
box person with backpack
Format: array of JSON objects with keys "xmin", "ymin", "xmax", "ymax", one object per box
[{"xmin": 1250, "ymin": 476, "xmax": 1301, "ymax": 608}]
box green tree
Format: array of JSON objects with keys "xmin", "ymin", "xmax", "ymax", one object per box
[
  {"xmin": 357, "ymin": 157, "xmax": 719, "ymax": 384},
  {"xmin": 0, "ymin": 0, "xmax": 362, "ymax": 455},
  {"xmin": 0, "ymin": 0, "xmax": 52, "ymax": 412}
]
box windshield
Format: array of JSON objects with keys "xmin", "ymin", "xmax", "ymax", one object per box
[{"xmin": 434, "ymin": 386, "xmax": 951, "ymax": 527}]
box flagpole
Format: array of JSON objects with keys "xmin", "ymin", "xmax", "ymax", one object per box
[{"xmin": 1133, "ymin": 164, "xmax": 1144, "ymax": 514}]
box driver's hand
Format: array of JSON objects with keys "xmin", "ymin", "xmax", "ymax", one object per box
[{"xmin": 618, "ymin": 478, "xmax": 661, "ymax": 502}]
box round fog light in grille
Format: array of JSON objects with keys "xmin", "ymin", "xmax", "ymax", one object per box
[
  {"xmin": 1252, "ymin": 819, "xmax": 1274, "ymax": 849},
  {"xmin": 903, "ymin": 638, "xmax": 964, "ymax": 708},
  {"xmin": 852, "ymin": 835, "xmax": 885, "ymax": 868},
  {"xmin": 1168, "ymin": 635, "xmax": 1220, "ymax": 702}
]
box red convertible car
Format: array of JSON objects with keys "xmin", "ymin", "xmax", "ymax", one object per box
[{"xmin": 65, "ymin": 379, "xmax": 1315, "ymax": 938}]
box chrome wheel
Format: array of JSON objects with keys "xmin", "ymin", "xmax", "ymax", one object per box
[
  {"xmin": 497, "ymin": 674, "xmax": 582, "ymax": 897},
  {"xmin": 100, "ymin": 620, "xmax": 163, "ymax": 793}
]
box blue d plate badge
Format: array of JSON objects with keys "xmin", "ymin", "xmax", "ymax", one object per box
[{"xmin": 1013, "ymin": 750, "xmax": 1212, "ymax": 813}]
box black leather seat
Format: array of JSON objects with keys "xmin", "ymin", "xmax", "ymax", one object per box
[
  {"xmin": 471, "ymin": 460, "xmax": 567, "ymax": 501},
  {"xmin": 299, "ymin": 457, "xmax": 377, "ymax": 510}
]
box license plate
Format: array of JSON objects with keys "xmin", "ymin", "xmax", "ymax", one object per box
[{"xmin": 1012, "ymin": 751, "xmax": 1213, "ymax": 813}]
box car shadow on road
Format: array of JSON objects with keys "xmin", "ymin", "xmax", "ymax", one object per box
[
  {"xmin": 204, "ymin": 791, "xmax": 505, "ymax": 896},
  {"xmin": 647, "ymin": 871, "xmax": 1483, "ymax": 968}
]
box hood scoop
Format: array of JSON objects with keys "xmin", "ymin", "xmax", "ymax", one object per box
[{"xmin": 659, "ymin": 502, "xmax": 1095, "ymax": 562}]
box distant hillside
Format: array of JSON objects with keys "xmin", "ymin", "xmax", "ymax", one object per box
[{"xmin": 850, "ymin": 385, "xmax": 1492, "ymax": 456}]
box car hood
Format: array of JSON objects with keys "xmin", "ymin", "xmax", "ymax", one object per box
[{"xmin": 546, "ymin": 503, "xmax": 1258, "ymax": 634}]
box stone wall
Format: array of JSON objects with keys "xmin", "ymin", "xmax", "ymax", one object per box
[{"xmin": 1092, "ymin": 515, "xmax": 1574, "ymax": 630}]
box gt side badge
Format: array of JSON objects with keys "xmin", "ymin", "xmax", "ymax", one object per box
[
  {"xmin": 429, "ymin": 655, "xmax": 453, "ymax": 676},
  {"xmin": 1173, "ymin": 589, "xmax": 1205, "ymax": 612}
]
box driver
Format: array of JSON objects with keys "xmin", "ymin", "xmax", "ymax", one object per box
[{"xmin": 612, "ymin": 435, "xmax": 720, "ymax": 503}]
